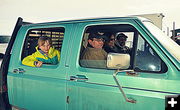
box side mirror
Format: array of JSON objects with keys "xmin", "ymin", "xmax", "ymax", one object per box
[
  {"xmin": 0, "ymin": 53, "xmax": 4, "ymax": 59},
  {"xmin": 107, "ymin": 53, "xmax": 130, "ymax": 69},
  {"xmin": 108, "ymin": 53, "xmax": 137, "ymax": 103}
]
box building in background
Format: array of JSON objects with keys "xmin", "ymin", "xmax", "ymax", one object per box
[
  {"xmin": 136, "ymin": 13, "xmax": 165, "ymax": 30},
  {"xmin": 0, "ymin": 35, "xmax": 10, "ymax": 65},
  {"xmin": 174, "ymin": 29, "xmax": 180, "ymax": 36},
  {"xmin": 0, "ymin": 35, "xmax": 10, "ymax": 53},
  {"xmin": 0, "ymin": 35, "xmax": 10, "ymax": 43},
  {"xmin": 171, "ymin": 29, "xmax": 180, "ymax": 45}
]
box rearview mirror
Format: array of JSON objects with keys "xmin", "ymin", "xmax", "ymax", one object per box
[{"xmin": 107, "ymin": 53, "xmax": 130, "ymax": 69}]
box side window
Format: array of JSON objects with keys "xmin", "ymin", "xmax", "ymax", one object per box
[
  {"xmin": 79, "ymin": 24, "xmax": 135, "ymax": 69},
  {"xmin": 79, "ymin": 23, "xmax": 167, "ymax": 73},
  {"xmin": 21, "ymin": 27, "xmax": 65, "ymax": 67},
  {"xmin": 134, "ymin": 34, "xmax": 166, "ymax": 72}
]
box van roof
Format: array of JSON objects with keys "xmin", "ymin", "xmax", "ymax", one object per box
[{"xmin": 24, "ymin": 16, "xmax": 143, "ymax": 26}]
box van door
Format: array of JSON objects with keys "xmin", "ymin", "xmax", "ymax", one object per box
[
  {"xmin": 7, "ymin": 24, "xmax": 72, "ymax": 110},
  {"xmin": 67, "ymin": 20, "xmax": 180, "ymax": 110}
]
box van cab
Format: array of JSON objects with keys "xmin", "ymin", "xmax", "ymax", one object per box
[{"xmin": 0, "ymin": 17, "xmax": 180, "ymax": 110}]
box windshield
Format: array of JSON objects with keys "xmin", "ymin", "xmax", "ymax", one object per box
[{"xmin": 142, "ymin": 21, "xmax": 180, "ymax": 62}]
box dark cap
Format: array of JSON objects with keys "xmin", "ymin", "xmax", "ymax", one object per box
[
  {"xmin": 88, "ymin": 33, "xmax": 106, "ymax": 40},
  {"xmin": 116, "ymin": 33, "xmax": 128, "ymax": 40}
]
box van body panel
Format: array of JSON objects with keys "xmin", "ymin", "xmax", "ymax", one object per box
[
  {"xmin": 0, "ymin": 17, "xmax": 179, "ymax": 110},
  {"xmin": 66, "ymin": 19, "xmax": 180, "ymax": 110},
  {"xmin": 7, "ymin": 23, "xmax": 74, "ymax": 109},
  {"xmin": 135, "ymin": 19, "xmax": 180, "ymax": 70}
]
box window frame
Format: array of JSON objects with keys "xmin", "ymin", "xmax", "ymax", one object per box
[
  {"xmin": 78, "ymin": 22, "xmax": 167, "ymax": 74},
  {"xmin": 133, "ymin": 33, "xmax": 167, "ymax": 73},
  {"xmin": 21, "ymin": 27, "xmax": 65, "ymax": 68}
]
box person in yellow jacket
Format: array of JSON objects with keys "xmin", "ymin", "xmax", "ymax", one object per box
[{"xmin": 22, "ymin": 36, "xmax": 60, "ymax": 67}]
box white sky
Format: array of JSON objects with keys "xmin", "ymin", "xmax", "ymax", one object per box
[{"xmin": 0, "ymin": 0, "xmax": 180, "ymax": 35}]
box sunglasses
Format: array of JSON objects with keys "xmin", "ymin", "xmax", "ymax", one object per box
[
  {"xmin": 93, "ymin": 38, "xmax": 105, "ymax": 42},
  {"xmin": 118, "ymin": 38, "xmax": 127, "ymax": 41},
  {"xmin": 110, "ymin": 38, "xmax": 115, "ymax": 41}
]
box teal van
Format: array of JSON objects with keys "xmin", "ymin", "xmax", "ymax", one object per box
[{"xmin": 0, "ymin": 17, "xmax": 180, "ymax": 110}]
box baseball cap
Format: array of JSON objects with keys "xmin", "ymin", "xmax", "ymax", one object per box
[
  {"xmin": 88, "ymin": 33, "xmax": 106, "ymax": 40},
  {"xmin": 116, "ymin": 33, "xmax": 128, "ymax": 40}
]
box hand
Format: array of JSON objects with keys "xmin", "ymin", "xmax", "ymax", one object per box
[{"xmin": 36, "ymin": 61, "xmax": 43, "ymax": 67}]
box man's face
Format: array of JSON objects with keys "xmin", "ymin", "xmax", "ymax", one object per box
[
  {"xmin": 39, "ymin": 40, "xmax": 51, "ymax": 54},
  {"xmin": 88, "ymin": 38, "xmax": 104, "ymax": 49},
  {"xmin": 118, "ymin": 37, "xmax": 127, "ymax": 46}
]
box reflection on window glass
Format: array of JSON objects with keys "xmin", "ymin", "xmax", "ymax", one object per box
[{"xmin": 135, "ymin": 35, "xmax": 161, "ymax": 72}]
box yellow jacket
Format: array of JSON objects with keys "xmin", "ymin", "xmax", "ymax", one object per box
[{"xmin": 22, "ymin": 47, "xmax": 60, "ymax": 67}]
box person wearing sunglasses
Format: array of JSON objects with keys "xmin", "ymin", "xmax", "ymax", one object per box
[{"xmin": 103, "ymin": 32, "xmax": 119, "ymax": 53}]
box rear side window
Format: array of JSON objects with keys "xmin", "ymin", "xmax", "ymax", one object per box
[{"xmin": 21, "ymin": 27, "xmax": 65, "ymax": 66}]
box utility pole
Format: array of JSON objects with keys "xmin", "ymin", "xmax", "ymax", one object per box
[
  {"xmin": 167, "ymin": 27, "xmax": 169, "ymax": 36},
  {"xmin": 172, "ymin": 22, "xmax": 176, "ymax": 37}
]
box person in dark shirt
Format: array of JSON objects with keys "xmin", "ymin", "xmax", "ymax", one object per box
[
  {"xmin": 115, "ymin": 33, "xmax": 131, "ymax": 53},
  {"xmin": 103, "ymin": 32, "xmax": 119, "ymax": 53}
]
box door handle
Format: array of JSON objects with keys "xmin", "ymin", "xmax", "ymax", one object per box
[
  {"xmin": 13, "ymin": 68, "xmax": 25, "ymax": 74},
  {"xmin": 70, "ymin": 75, "xmax": 88, "ymax": 82}
]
